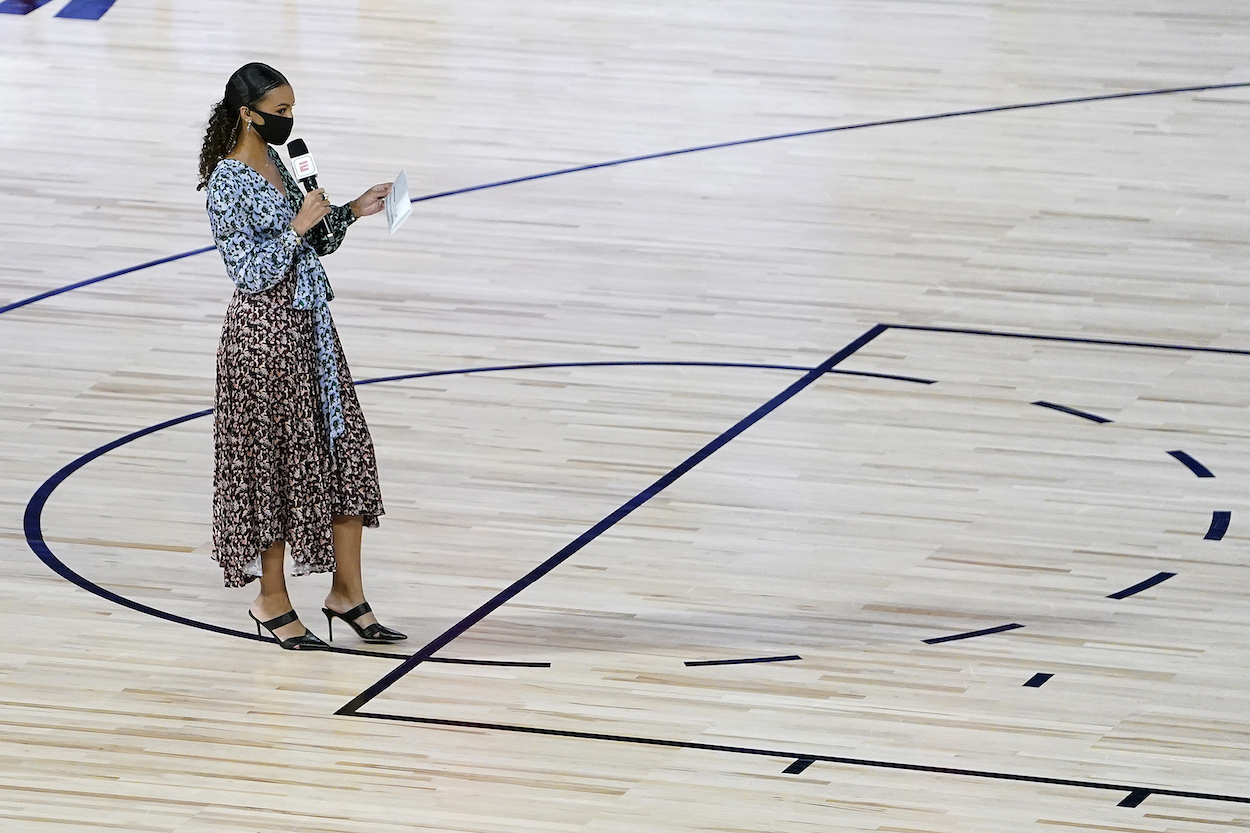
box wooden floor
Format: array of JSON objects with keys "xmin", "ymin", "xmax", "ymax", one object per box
[{"xmin": 4, "ymin": 1, "xmax": 1250, "ymax": 830}]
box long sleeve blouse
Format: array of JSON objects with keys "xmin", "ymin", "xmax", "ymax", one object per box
[{"xmin": 206, "ymin": 147, "xmax": 357, "ymax": 449}]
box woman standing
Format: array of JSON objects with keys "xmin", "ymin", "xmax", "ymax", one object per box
[{"xmin": 197, "ymin": 62, "xmax": 405, "ymax": 650}]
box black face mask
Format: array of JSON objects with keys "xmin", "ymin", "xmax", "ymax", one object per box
[{"xmin": 249, "ymin": 109, "xmax": 293, "ymax": 145}]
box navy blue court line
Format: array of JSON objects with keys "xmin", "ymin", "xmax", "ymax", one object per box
[
  {"xmin": 4, "ymin": 82, "xmax": 1248, "ymax": 318},
  {"xmin": 335, "ymin": 325, "xmax": 889, "ymax": 715},
  {"xmin": 351, "ymin": 711, "xmax": 1250, "ymax": 807},
  {"xmin": 406, "ymin": 83, "xmax": 1250, "ymax": 205},
  {"xmin": 685, "ymin": 655, "xmax": 801, "ymax": 667},
  {"xmin": 1205, "ymin": 511, "xmax": 1231, "ymax": 541},
  {"xmin": 1107, "ymin": 571, "xmax": 1176, "ymax": 600},
  {"xmin": 891, "ymin": 324, "xmax": 1250, "ymax": 356},
  {"xmin": 923, "ymin": 623, "xmax": 1024, "ymax": 645},
  {"xmin": 1168, "ymin": 450, "xmax": 1214, "ymax": 478},
  {"xmin": 23, "ymin": 360, "xmax": 814, "ymax": 660},
  {"xmin": 55, "ymin": 0, "xmax": 116, "ymax": 19},
  {"xmin": 0, "ymin": 0, "xmax": 56, "ymax": 14},
  {"xmin": 1023, "ymin": 673, "xmax": 1053, "ymax": 688},
  {"xmin": 1032, "ymin": 401, "xmax": 1112, "ymax": 424},
  {"xmin": 0, "ymin": 245, "xmax": 216, "ymax": 316}
]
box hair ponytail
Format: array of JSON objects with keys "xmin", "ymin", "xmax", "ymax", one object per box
[
  {"xmin": 196, "ymin": 98, "xmax": 240, "ymax": 191},
  {"xmin": 196, "ymin": 62, "xmax": 289, "ymax": 191}
]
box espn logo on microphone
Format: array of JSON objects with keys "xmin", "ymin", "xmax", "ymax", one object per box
[{"xmin": 292, "ymin": 154, "xmax": 318, "ymax": 178}]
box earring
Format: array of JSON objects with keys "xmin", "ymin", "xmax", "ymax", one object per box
[{"xmin": 246, "ymin": 121, "xmax": 252, "ymax": 131}]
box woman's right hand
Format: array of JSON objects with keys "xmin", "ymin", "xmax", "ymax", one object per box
[{"xmin": 291, "ymin": 188, "xmax": 332, "ymax": 237}]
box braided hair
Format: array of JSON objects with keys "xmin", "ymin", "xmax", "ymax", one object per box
[{"xmin": 196, "ymin": 62, "xmax": 289, "ymax": 190}]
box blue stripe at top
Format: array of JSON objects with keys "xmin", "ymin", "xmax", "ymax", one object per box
[
  {"xmin": 0, "ymin": 0, "xmax": 56, "ymax": 13},
  {"xmin": 55, "ymin": 0, "xmax": 118, "ymax": 19}
]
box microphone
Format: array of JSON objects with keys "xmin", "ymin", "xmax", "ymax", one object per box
[{"xmin": 286, "ymin": 138, "xmax": 328, "ymax": 236}]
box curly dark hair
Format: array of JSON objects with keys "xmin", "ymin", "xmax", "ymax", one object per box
[{"xmin": 196, "ymin": 62, "xmax": 289, "ymax": 191}]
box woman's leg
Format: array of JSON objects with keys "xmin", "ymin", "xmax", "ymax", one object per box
[
  {"xmin": 325, "ymin": 515, "xmax": 379, "ymax": 628},
  {"xmin": 249, "ymin": 540, "xmax": 308, "ymax": 640}
]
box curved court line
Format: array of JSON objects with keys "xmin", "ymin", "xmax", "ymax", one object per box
[
  {"xmin": 357, "ymin": 360, "xmax": 933, "ymax": 387},
  {"xmin": 23, "ymin": 358, "xmax": 839, "ymax": 654},
  {"xmin": 922, "ymin": 623, "xmax": 1024, "ymax": 645},
  {"xmin": 0, "ymin": 246, "xmax": 217, "ymax": 316},
  {"xmin": 1205, "ymin": 510, "xmax": 1231, "ymax": 541},
  {"xmin": 1167, "ymin": 449, "xmax": 1215, "ymax": 478},
  {"xmin": 3, "ymin": 82, "xmax": 1247, "ymax": 317},
  {"xmin": 1107, "ymin": 571, "xmax": 1176, "ymax": 600},
  {"xmin": 684, "ymin": 655, "xmax": 802, "ymax": 667},
  {"xmin": 1031, "ymin": 400, "xmax": 1112, "ymax": 423}
]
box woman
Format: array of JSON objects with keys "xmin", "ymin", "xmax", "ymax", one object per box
[{"xmin": 197, "ymin": 62, "xmax": 405, "ymax": 650}]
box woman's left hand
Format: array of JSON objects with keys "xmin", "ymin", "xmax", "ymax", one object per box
[{"xmin": 350, "ymin": 183, "xmax": 393, "ymax": 218}]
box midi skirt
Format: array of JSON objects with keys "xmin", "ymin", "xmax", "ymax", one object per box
[{"xmin": 212, "ymin": 271, "xmax": 384, "ymax": 588}]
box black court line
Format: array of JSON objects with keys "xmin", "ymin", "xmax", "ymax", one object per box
[
  {"xmin": 889, "ymin": 324, "xmax": 1250, "ymax": 356},
  {"xmin": 1031, "ymin": 401, "xmax": 1112, "ymax": 423},
  {"xmin": 6, "ymin": 83, "xmax": 1249, "ymax": 318},
  {"xmin": 336, "ymin": 325, "xmax": 889, "ymax": 715},
  {"xmin": 923, "ymin": 623, "xmax": 1024, "ymax": 645},
  {"xmin": 1023, "ymin": 673, "xmax": 1053, "ymax": 688},
  {"xmin": 1119, "ymin": 789, "xmax": 1152, "ymax": 808},
  {"xmin": 353, "ymin": 712, "xmax": 1250, "ymax": 808},
  {"xmin": 685, "ymin": 655, "xmax": 801, "ymax": 667},
  {"xmin": 1205, "ymin": 511, "xmax": 1231, "ymax": 541},
  {"xmin": 784, "ymin": 758, "xmax": 815, "ymax": 775},
  {"xmin": 1108, "ymin": 572, "xmax": 1176, "ymax": 600},
  {"xmin": 1168, "ymin": 450, "xmax": 1215, "ymax": 478},
  {"xmin": 332, "ymin": 645, "xmax": 550, "ymax": 667}
]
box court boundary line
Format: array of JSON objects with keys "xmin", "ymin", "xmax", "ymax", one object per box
[
  {"xmin": 351, "ymin": 712, "xmax": 1250, "ymax": 808},
  {"xmin": 4, "ymin": 82, "xmax": 1248, "ymax": 316}
]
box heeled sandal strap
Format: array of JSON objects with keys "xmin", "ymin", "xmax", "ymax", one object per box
[
  {"xmin": 283, "ymin": 632, "xmax": 328, "ymax": 651},
  {"xmin": 260, "ymin": 609, "xmax": 300, "ymax": 631},
  {"xmin": 338, "ymin": 601, "xmax": 373, "ymax": 623},
  {"xmin": 360, "ymin": 622, "xmax": 407, "ymax": 641}
]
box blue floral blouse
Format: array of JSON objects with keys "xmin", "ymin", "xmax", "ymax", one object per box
[{"xmin": 206, "ymin": 147, "xmax": 357, "ymax": 450}]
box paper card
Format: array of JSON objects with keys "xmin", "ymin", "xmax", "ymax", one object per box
[{"xmin": 385, "ymin": 168, "xmax": 412, "ymax": 234}]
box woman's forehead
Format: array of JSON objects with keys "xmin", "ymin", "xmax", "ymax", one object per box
[{"xmin": 257, "ymin": 84, "xmax": 295, "ymax": 107}]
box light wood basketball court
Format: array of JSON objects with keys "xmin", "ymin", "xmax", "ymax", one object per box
[{"xmin": 3, "ymin": 1, "xmax": 1250, "ymax": 830}]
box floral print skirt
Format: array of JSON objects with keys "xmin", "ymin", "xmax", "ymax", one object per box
[{"xmin": 212, "ymin": 279, "xmax": 383, "ymax": 588}]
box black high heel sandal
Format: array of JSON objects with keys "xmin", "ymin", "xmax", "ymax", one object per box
[
  {"xmin": 322, "ymin": 601, "xmax": 407, "ymax": 643},
  {"xmin": 250, "ymin": 609, "xmax": 329, "ymax": 651}
]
